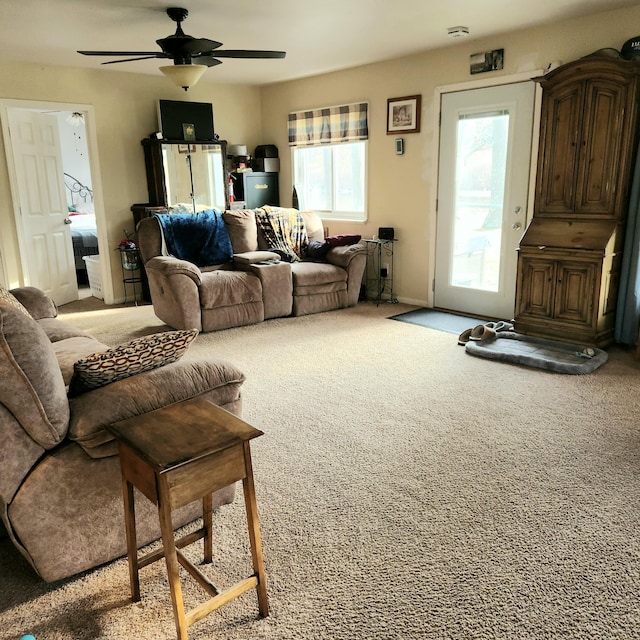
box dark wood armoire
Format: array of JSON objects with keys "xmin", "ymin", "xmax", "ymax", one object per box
[{"xmin": 514, "ymin": 54, "xmax": 640, "ymax": 347}]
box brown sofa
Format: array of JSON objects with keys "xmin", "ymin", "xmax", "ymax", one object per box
[
  {"xmin": 0, "ymin": 286, "xmax": 245, "ymax": 582},
  {"xmin": 137, "ymin": 207, "xmax": 367, "ymax": 332}
]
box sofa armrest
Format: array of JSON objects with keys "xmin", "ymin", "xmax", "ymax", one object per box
[
  {"xmin": 324, "ymin": 243, "xmax": 367, "ymax": 268},
  {"xmin": 233, "ymin": 251, "xmax": 281, "ymax": 266},
  {"xmin": 144, "ymin": 257, "xmax": 203, "ymax": 330},
  {"xmin": 67, "ymin": 358, "xmax": 246, "ymax": 458},
  {"xmin": 325, "ymin": 244, "xmax": 367, "ymax": 307},
  {"xmin": 9, "ymin": 287, "xmax": 57, "ymax": 319},
  {"xmin": 145, "ymin": 256, "xmax": 202, "ymax": 285}
]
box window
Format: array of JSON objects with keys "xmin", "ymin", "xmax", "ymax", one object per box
[
  {"xmin": 293, "ymin": 141, "xmax": 367, "ymax": 221},
  {"xmin": 288, "ymin": 102, "xmax": 368, "ymax": 222}
]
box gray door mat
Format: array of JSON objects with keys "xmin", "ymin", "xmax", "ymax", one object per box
[
  {"xmin": 464, "ymin": 332, "xmax": 608, "ymax": 374},
  {"xmin": 390, "ymin": 308, "xmax": 485, "ymax": 334}
]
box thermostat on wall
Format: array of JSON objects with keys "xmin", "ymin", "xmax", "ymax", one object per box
[{"xmin": 395, "ymin": 138, "xmax": 404, "ymax": 155}]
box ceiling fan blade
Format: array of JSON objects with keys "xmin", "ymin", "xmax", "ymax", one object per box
[
  {"xmin": 197, "ymin": 57, "xmax": 223, "ymax": 68},
  {"xmin": 101, "ymin": 56, "xmax": 165, "ymax": 65},
  {"xmin": 210, "ymin": 49, "xmax": 286, "ymax": 59},
  {"xmin": 78, "ymin": 51, "xmax": 162, "ymax": 57},
  {"xmin": 181, "ymin": 38, "xmax": 223, "ymax": 55}
]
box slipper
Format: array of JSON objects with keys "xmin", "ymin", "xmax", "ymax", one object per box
[
  {"xmin": 457, "ymin": 327, "xmax": 473, "ymax": 346},
  {"xmin": 494, "ymin": 321, "xmax": 514, "ymax": 333},
  {"xmin": 469, "ymin": 324, "xmax": 497, "ymax": 341}
]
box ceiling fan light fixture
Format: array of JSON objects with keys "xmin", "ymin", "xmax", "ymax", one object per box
[{"xmin": 160, "ymin": 63, "xmax": 207, "ymax": 90}]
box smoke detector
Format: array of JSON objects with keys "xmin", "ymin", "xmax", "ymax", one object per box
[{"xmin": 447, "ymin": 26, "xmax": 470, "ymax": 38}]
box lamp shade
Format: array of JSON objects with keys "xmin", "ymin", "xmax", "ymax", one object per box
[{"xmin": 160, "ymin": 64, "xmax": 207, "ymax": 90}]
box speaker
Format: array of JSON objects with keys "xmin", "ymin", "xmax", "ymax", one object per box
[{"xmin": 378, "ymin": 227, "xmax": 395, "ymax": 240}]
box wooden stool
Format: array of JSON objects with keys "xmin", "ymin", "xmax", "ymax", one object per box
[{"xmin": 107, "ymin": 397, "xmax": 268, "ymax": 640}]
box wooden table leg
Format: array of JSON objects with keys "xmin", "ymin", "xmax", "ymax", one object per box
[
  {"xmin": 158, "ymin": 477, "xmax": 189, "ymax": 640},
  {"xmin": 122, "ymin": 477, "xmax": 140, "ymax": 602},
  {"xmin": 202, "ymin": 494, "xmax": 213, "ymax": 564},
  {"xmin": 242, "ymin": 442, "xmax": 269, "ymax": 617}
]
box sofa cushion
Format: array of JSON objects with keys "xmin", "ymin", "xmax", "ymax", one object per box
[
  {"xmin": 0, "ymin": 305, "xmax": 69, "ymax": 448},
  {"xmin": 9, "ymin": 286, "xmax": 57, "ymax": 320},
  {"xmin": 291, "ymin": 262, "xmax": 348, "ymax": 287},
  {"xmin": 0, "ymin": 285, "xmax": 30, "ymax": 317},
  {"xmin": 53, "ymin": 337, "xmax": 110, "ymax": 386},
  {"xmin": 37, "ymin": 317, "xmax": 96, "ymax": 343},
  {"xmin": 68, "ymin": 329, "xmax": 199, "ymax": 397},
  {"xmin": 199, "ymin": 270, "xmax": 262, "ymax": 309},
  {"xmin": 222, "ymin": 209, "xmax": 259, "ymax": 254},
  {"xmin": 68, "ymin": 359, "xmax": 246, "ymax": 458}
]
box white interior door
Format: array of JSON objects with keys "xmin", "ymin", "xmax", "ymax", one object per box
[
  {"xmin": 7, "ymin": 109, "xmax": 78, "ymax": 305},
  {"xmin": 434, "ymin": 82, "xmax": 535, "ymax": 319}
]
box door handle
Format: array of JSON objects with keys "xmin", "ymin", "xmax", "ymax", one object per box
[{"xmin": 64, "ymin": 218, "xmax": 72, "ymax": 224}]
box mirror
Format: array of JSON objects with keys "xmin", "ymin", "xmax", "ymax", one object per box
[{"xmin": 161, "ymin": 143, "xmax": 226, "ymax": 212}]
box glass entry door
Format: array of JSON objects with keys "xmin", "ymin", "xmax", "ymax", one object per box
[{"xmin": 434, "ymin": 82, "xmax": 535, "ymax": 319}]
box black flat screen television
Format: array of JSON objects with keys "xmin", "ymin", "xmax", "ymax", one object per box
[{"xmin": 157, "ymin": 100, "xmax": 215, "ymax": 141}]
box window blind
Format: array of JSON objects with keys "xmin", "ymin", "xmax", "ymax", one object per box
[{"xmin": 288, "ymin": 102, "xmax": 368, "ymax": 147}]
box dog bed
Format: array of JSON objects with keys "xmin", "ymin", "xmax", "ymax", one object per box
[{"xmin": 464, "ymin": 332, "xmax": 608, "ymax": 374}]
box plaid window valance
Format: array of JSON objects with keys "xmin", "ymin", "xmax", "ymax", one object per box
[{"xmin": 288, "ymin": 102, "xmax": 368, "ymax": 147}]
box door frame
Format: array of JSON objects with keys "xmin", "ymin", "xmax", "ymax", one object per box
[
  {"xmin": 428, "ymin": 70, "xmax": 544, "ymax": 309},
  {"xmin": 0, "ymin": 98, "xmax": 113, "ymax": 303}
]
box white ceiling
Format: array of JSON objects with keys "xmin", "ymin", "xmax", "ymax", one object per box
[{"xmin": 2, "ymin": 0, "xmax": 639, "ymax": 86}]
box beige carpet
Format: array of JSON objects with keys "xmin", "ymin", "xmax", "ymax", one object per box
[{"xmin": 2, "ymin": 299, "xmax": 640, "ymax": 639}]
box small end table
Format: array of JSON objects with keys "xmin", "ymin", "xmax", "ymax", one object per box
[
  {"xmin": 118, "ymin": 248, "xmax": 142, "ymax": 305},
  {"xmin": 107, "ymin": 397, "xmax": 268, "ymax": 640},
  {"xmin": 364, "ymin": 238, "xmax": 397, "ymax": 305}
]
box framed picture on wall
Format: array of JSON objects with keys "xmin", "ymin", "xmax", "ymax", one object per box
[{"xmin": 387, "ymin": 95, "xmax": 421, "ymax": 134}]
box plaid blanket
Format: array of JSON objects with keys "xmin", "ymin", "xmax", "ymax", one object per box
[{"xmin": 255, "ymin": 206, "xmax": 308, "ymax": 262}]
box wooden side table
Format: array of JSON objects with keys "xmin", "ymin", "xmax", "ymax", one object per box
[{"xmin": 107, "ymin": 397, "xmax": 268, "ymax": 640}]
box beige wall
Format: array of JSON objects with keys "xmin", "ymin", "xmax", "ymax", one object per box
[
  {"xmin": 261, "ymin": 4, "xmax": 640, "ymax": 306},
  {"xmin": 0, "ymin": 62, "xmax": 261, "ymax": 301},
  {"xmin": 2, "ymin": 3, "xmax": 639, "ymax": 307}
]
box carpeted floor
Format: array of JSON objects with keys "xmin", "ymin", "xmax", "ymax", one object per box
[
  {"xmin": 390, "ymin": 307, "xmax": 487, "ymax": 335},
  {"xmin": 2, "ymin": 299, "xmax": 640, "ymax": 639}
]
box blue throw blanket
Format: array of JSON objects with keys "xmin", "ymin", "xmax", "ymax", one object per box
[{"xmin": 155, "ymin": 210, "xmax": 233, "ymax": 267}]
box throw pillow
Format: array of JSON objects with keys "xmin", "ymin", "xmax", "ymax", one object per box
[
  {"xmin": 305, "ymin": 240, "xmax": 330, "ymax": 260},
  {"xmin": 0, "ymin": 285, "xmax": 31, "ymax": 317},
  {"xmin": 68, "ymin": 329, "xmax": 199, "ymax": 397},
  {"xmin": 325, "ymin": 234, "xmax": 362, "ymax": 247}
]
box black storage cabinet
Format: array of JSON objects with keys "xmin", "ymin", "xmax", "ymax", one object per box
[{"xmin": 232, "ymin": 171, "xmax": 279, "ymax": 208}]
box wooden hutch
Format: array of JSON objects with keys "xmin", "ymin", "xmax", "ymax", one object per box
[{"xmin": 514, "ymin": 54, "xmax": 640, "ymax": 347}]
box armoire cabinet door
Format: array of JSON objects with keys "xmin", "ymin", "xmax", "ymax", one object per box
[
  {"xmin": 575, "ymin": 77, "xmax": 629, "ymax": 217},
  {"xmin": 535, "ymin": 81, "xmax": 583, "ymax": 216},
  {"xmin": 554, "ymin": 260, "xmax": 597, "ymax": 326},
  {"xmin": 516, "ymin": 256, "xmax": 556, "ymax": 319}
]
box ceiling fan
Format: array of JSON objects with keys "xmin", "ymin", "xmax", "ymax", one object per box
[{"xmin": 78, "ymin": 7, "xmax": 286, "ymax": 90}]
